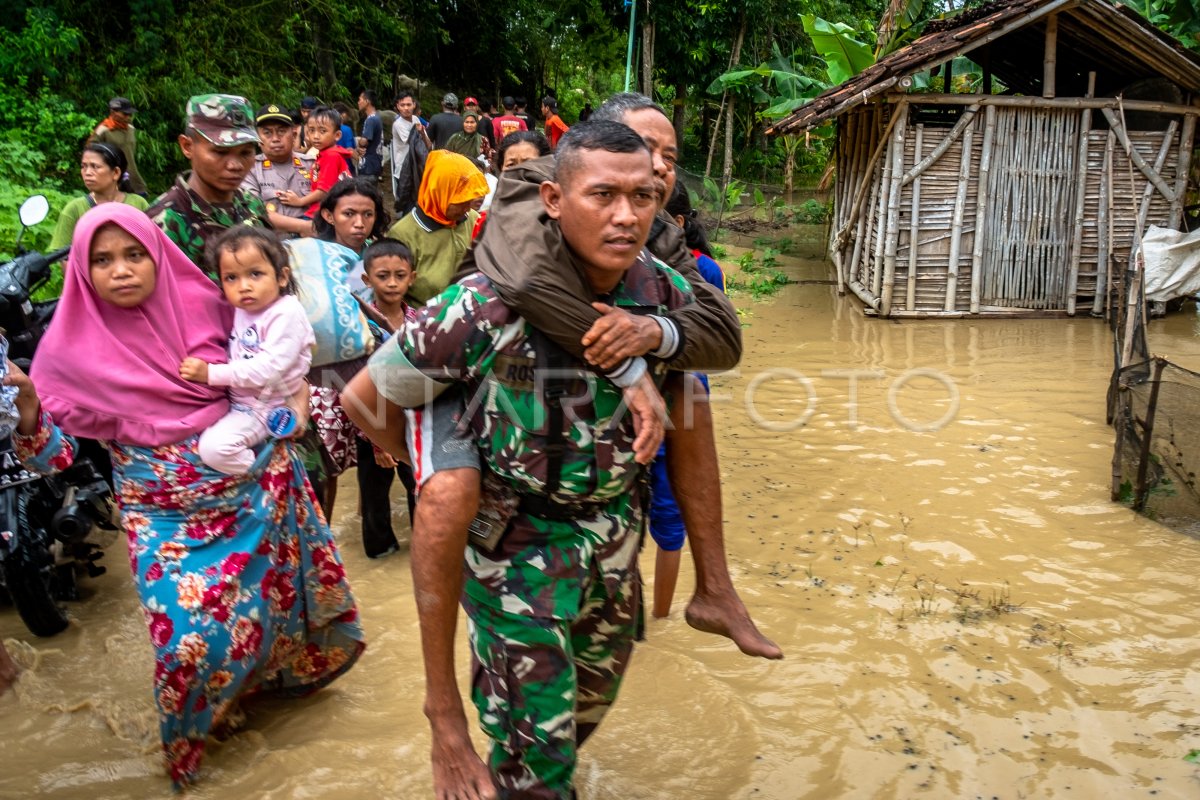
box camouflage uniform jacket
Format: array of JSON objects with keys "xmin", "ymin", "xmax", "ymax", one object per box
[
  {"xmin": 147, "ymin": 173, "xmax": 271, "ymax": 273},
  {"xmin": 369, "ymin": 249, "xmax": 694, "ymax": 618}
]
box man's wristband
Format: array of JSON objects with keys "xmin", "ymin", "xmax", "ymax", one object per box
[{"xmin": 649, "ymin": 315, "xmax": 680, "ymax": 360}]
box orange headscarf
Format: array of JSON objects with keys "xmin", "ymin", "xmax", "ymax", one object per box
[{"xmin": 418, "ymin": 150, "xmax": 489, "ymax": 226}]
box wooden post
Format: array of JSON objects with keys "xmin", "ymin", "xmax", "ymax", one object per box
[
  {"xmin": 1096, "ymin": 131, "xmax": 1115, "ymax": 317},
  {"xmin": 1131, "ymin": 120, "xmax": 1179, "ymax": 264},
  {"xmin": 1169, "ymin": 114, "xmax": 1196, "ymax": 229},
  {"xmin": 982, "ymin": 47, "xmax": 992, "ymax": 96},
  {"xmin": 902, "ymin": 105, "xmax": 979, "ymax": 184},
  {"xmin": 907, "ymin": 124, "xmax": 924, "ymax": 311},
  {"xmin": 970, "ymin": 105, "xmax": 997, "ymax": 313},
  {"xmin": 881, "ymin": 101, "xmax": 910, "ymax": 316},
  {"xmin": 1067, "ymin": 107, "xmax": 1093, "ymax": 314},
  {"xmin": 1043, "ymin": 14, "xmax": 1058, "ymax": 99},
  {"xmin": 945, "ymin": 117, "xmax": 975, "ymax": 311},
  {"xmin": 1133, "ymin": 358, "xmax": 1166, "ymax": 512},
  {"xmin": 1101, "ymin": 107, "xmax": 1177, "ymax": 200}
]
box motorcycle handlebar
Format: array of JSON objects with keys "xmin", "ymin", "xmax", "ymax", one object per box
[{"xmin": 44, "ymin": 247, "xmax": 69, "ymax": 265}]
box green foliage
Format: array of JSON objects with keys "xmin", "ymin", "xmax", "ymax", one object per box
[
  {"xmin": 0, "ymin": 10, "xmax": 95, "ymax": 185},
  {"xmin": 795, "ymin": 198, "xmax": 833, "ymax": 224},
  {"xmin": 726, "ymin": 248, "xmax": 789, "ymax": 299},
  {"xmin": 1117, "ymin": 0, "xmax": 1200, "ymax": 47},
  {"xmin": 0, "ymin": 181, "xmax": 73, "ymax": 264},
  {"xmin": 801, "ymin": 15, "xmax": 874, "ymax": 84}
]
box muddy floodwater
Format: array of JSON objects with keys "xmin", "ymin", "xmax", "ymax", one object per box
[{"xmin": 4, "ymin": 241, "xmax": 1200, "ymax": 799}]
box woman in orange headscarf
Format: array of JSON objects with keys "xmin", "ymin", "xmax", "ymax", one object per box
[{"xmin": 385, "ymin": 150, "xmax": 488, "ymax": 304}]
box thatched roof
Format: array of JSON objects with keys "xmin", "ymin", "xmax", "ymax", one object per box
[{"xmin": 766, "ymin": 0, "xmax": 1200, "ymax": 135}]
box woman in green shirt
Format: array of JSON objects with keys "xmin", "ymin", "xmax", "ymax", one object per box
[
  {"xmin": 50, "ymin": 143, "xmax": 149, "ymax": 249},
  {"xmin": 385, "ymin": 149, "xmax": 488, "ymax": 304}
]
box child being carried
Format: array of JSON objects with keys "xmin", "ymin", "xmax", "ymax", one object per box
[{"xmin": 180, "ymin": 227, "xmax": 315, "ymax": 474}]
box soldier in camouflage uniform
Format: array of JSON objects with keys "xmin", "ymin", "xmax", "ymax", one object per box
[
  {"xmin": 348, "ymin": 121, "xmax": 684, "ymax": 799},
  {"xmin": 147, "ymin": 94, "xmax": 270, "ymax": 273}
]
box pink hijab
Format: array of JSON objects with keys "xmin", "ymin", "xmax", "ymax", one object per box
[{"xmin": 30, "ymin": 203, "xmax": 233, "ymax": 447}]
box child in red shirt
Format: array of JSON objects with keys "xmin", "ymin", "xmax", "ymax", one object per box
[{"xmin": 277, "ymin": 106, "xmax": 352, "ymax": 218}]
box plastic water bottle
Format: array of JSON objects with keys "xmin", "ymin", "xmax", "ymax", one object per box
[{"xmin": 267, "ymin": 407, "xmax": 297, "ymax": 438}]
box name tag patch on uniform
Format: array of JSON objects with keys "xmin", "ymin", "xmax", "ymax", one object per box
[{"xmin": 494, "ymin": 355, "xmax": 538, "ymax": 391}]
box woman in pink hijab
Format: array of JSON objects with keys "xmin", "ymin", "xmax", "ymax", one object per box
[{"xmin": 5, "ymin": 204, "xmax": 364, "ymax": 787}]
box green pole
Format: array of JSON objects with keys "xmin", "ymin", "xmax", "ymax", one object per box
[{"xmin": 624, "ymin": 0, "xmax": 638, "ymax": 92}]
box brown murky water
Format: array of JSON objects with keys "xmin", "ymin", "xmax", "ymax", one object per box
[{"xmin": 4, "ymin": 243, "xmax": 1200, "ymax": 799}]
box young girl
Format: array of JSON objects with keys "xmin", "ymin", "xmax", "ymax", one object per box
[
  {"xmin": 180, "ymin": 227, "xmax": 316, "ymax": 475},
  {"xmin": 356, "ymin": 239, "xmax": 418, "ymax": 558}
]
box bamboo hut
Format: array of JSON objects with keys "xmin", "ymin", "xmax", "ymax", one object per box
[{"xmin": 767, "ymin": 0, "xmax": 1200, "ymax": 318}]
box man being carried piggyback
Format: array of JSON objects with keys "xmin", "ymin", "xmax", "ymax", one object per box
[{"xmin": 346, "ymin": 120, "xmax": 700, "ymax": 798}]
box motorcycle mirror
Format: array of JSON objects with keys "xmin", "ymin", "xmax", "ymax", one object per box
[{"xmin": 18, "ymin": 195, "xmax": 50, "ymax": 228}]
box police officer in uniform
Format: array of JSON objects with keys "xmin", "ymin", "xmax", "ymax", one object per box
[{"xmin": 241, "ymin": 104, "xmax": 317, "ymax": 237}]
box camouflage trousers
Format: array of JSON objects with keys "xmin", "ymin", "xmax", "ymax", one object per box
[{"xmin": 463, "ymin": 506, "xmax": 642, "ymax": 799}]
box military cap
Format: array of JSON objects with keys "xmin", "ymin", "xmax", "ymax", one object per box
[
  {"xmin": 256, "ymin": 103, "xmax": 294, "ymax": 127},
  {"xmin": 186, "ymin": 94, "xmax": 259, "ymax": 147}
]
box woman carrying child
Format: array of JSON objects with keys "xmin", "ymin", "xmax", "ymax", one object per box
[{"xmin": 9, "ymin": 203, "xmax": 364, "ymax": 786}]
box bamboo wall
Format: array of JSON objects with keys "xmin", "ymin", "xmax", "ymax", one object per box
[{"xmin": 831, "ymin": 97, "xmax": 1197, "ymax": 318}]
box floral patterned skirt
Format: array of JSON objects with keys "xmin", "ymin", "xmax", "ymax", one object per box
[{"xmin": 113, "ymin": 436, "xmax": 365, "ymax": 786}]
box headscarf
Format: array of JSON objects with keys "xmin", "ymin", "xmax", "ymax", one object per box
[
  {"xmin": 30, "ymin": 203, "xmax": 233, "ymax": 447},
  {"xmin": 417, "ymin": 150, "xmax": 489, "ymax": 226},
  {"xmin": 445, "ymin": 114, "xmax": 484, "ymax": 164}
]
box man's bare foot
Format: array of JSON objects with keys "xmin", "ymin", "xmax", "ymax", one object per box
[
  {"xmin": 429, "ymin": 716, "xmax": 497, "ymax": 800},
  {"xmin": 0, "ymin": 640, "xmax": 19, "ymax": 696},
  {"xmin": 685, "ymin": 591, "xmax": 783, "ymax": 660}
]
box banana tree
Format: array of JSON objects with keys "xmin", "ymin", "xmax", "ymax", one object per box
[{"xmin": 708, "ymin": 18, "xmax": 873, "ymax": 201}]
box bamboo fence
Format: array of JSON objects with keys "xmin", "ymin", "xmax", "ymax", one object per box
[{"xmin": 832, "ymin": 94, "xmax": 1198, "ymax": 318}]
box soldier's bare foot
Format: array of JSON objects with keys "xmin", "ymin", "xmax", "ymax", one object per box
[
  {"xmin": 685, "ymin": 591, "xmax": 783, "ymax": 660},
  {"xmin": 430, "ymin": 716, "xmax": 497, "ymax": 800},
  {"xmin": 0, "ymin": 641, "xmax": 19, "ymax": 696}
]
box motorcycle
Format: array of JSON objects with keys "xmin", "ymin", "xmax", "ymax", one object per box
[{"xmin": 0, "ymin": 195, "xmax": 119, "ymax": 636}]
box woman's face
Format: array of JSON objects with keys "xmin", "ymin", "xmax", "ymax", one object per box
[
  {"xmin": 502, "ymin": 141, "xmax": 542, "ymax": 172},
  {"xmin": 89, "ymin": 223, "xmax": 156, "ymax": 307},
  {"xmin": 81, "ymin": 151, "xmax": 120, "ymax": 194},
  {"xmin": 321, "ymin": 193, "xmax": 376, "ymax": 253},
  {"xmin": 463, "ymin": 116, "xmax": 478, "ymax": 134}
]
